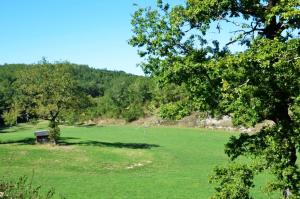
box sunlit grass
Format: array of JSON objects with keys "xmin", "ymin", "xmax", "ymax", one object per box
[{"xmin": 0, "ymin": 123, "xmax": 274, "ymax": 198}]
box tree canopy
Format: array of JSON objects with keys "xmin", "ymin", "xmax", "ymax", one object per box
[
  {"xmin": 10, "ymin": 61, "xmax": 89, "ymax": 143},
  {"xmin": 130, "ymin": 0, "xmax": 300, "ymax": 198}
]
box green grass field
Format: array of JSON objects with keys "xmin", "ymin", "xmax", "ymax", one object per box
[{"xmin": 0, "ymin": 122, "xmax": 274, "ymax": 198}]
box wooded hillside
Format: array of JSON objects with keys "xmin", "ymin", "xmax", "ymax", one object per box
[{"xmin": 0, "ymin": 62, "xmax": 190, "ymax": 127}]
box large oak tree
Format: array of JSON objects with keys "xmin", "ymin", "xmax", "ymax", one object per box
[{"xmin": 130, "ymin": 0, "xmax": 300, "ymax": 198}]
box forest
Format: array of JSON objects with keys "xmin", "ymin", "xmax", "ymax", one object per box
[{"xmin": 0, "ymin": 62, "xmax": 191, "ymax": 127}]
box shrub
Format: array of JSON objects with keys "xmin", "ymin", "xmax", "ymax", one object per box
[
  {"xmin": 159, "ymin": 101, "xmax": 191, "ymax": 120},
  {"xmin": 122, "ymin": 105, "xmax": 144, "ymax": 122},
  {"xmin": 2, "ymin": 108, "xmax": 19, "ymax": 126},
  {"xmin": 0, "ymin": 176, "xmax": 55, "ymax": 199}
]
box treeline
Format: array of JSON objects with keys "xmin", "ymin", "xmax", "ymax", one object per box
[{"xmin": 0, "ymin": 62, "xmax": 192, "ymax": 127}]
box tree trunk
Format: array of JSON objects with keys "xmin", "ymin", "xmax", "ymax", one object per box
[
  {"xmin": 283, "ymin": 188, "xmax": 292, "ymax": 199},
  {"xmin": 49, "ymin": 116, "xmax": 60, "ymax": 145},
  {"xmin": 283, "ymin": 143, "xmax": 297, "ymax": 199},
  {"xmin": 263, "ymin": 0, "xmax": 282, "ymax": 39},
  {"xmin": 276, "ymin": 106, "xmax": 298, "ymax": 198}
]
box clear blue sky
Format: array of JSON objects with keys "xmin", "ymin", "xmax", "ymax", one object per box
[
  {"xmin": 0, "ymin": 0, "xmax": 240, "ymax": 75},
  {"xmin": 0, "ymin": 0, "xmax": 158, "ymax": 75}
]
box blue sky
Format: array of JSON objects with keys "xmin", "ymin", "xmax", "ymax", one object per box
[
  {"xmin": 0, "ymin": 0, "xmax": 157, "ymax": 75},
  {"xmin": 0, "ymin": 0, "xmax": 240, "ymax": 75}
]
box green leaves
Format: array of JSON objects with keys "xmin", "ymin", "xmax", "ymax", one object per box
[
  {"xmin": 225, "ymin": 123, "xmax": 300, "ymax": 195},
  {"xmin": 159, "ymin": 101, "xmax": 191, "ymax": 120},
  {"xmin": 209, "ymin": 163, "xmax": 255, "ymax": 199},
  {"xmin": 2, "ymin": 106, "xmax": 20, "ymax": 126},
  {"xmin": 13, "ymin": 63, "xmax": 81, "ymax": 121},
  {"xmin": 130, "ymin": 0, "xmax": 300, "ymax": 197},
  {"xmin": 8, "ymin": 61, "xmax": 89, "ymax": 142}
]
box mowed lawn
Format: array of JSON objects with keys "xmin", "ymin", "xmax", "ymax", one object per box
[{"xmin": 0, "ymin": 122, "xmax": 272, "ymax": 199}]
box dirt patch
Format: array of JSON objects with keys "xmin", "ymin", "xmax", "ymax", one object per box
[
  {"xmin": 125, "ymin": 160, "xmax": 152, "ymax": 170},
  {"xmin": 131, "ymin": 116, "xmax": 177, "ymax": 127},
  {"xmin": 84, "ymin": 118, "xmax": 126, "ymax": 126},
  {"xmin": 19, "ymin": 150, "xmax": 28, "ymax": 155}
]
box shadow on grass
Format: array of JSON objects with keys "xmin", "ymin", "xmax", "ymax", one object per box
[
  {"xmin": 59, "ymin": 137, "xmax": 160, "ymax": 149},
  {"xmin": 0, "ymin": 136, "xmax": 160, "ymax": 149},
  {"xmin": 0, "ymin": 127, "xmax": 19, "ymax": 134},
  {"xmin": 0, "ymin": 125, "xmax": 33, "ymax": 134},
  {"xmin": 0, "ymin": 138, "xmax": 36, "ymax": 145}
]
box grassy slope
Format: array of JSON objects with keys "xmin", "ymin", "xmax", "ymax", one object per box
[{"xmin": 0, "ymin": 122, "xmax": 273, "ymax": 199}]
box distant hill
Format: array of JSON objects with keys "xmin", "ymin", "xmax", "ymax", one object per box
[
  {"xmin": 0, "ymin": 62, "xmax": 189, "ymax": 127},
  {"xmin": 0, "ymin": 63, "xmax": 140, "ymax": 98}
]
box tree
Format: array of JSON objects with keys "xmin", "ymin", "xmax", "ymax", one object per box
[
  {"xmin": 103, "ymin": 77, "xmax": 150, "ymax": 122},
  {"xmin": 0, "ymin": 65, "xmax": 22, "ymax": 126},
  {"xmin": 130, "ymin": 0, "xmax": 300, "ymax": 198},
  {"xmin": 12, "ymin": 61, "xmax": 88, "ymax": 144}
]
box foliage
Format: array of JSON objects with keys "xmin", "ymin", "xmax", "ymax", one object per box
[
  {"xmin": 0, "ymin": 61, "xmax": 191, "ymax": 125},
  {"xmin": 130, "ymin": 0, "xmax": 300, "ymax": 197},
  {"xmin": 2, "ymin": 106, "xmax": 19, "ymax": 126},
  {"xmin": 159, "ymin": 101, "xmax": 191, "ymax": 120},
  {"xmin": 0, "ymin": 65, "xmax": 23, "ymax": 126},
  {"xmin": 6, "ymin": 61, "xmax": 89, "ymax": 143},
  {"xmin": 123, "ymin": 104, "xmax": 144, "ymax": 122},
  {"xmin": 48, "ymin": 121, "xmax": 60, "ymax": 144},
  {"xmin": 150, "ymin": 83, "xmax": 192, "ymax": 120},
  {"xmin": 0, "ymin": 176, "xmax": 55, "ymax": 199},
  {"xmin": 209, "ymin": 163, "xmax": 255, "ymax": 199}
]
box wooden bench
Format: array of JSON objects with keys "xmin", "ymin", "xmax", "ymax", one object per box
[{"xmin": 34, "ymin": 130, "xmax": 49, "ymax": 144}]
